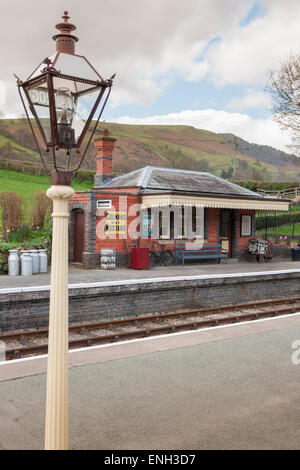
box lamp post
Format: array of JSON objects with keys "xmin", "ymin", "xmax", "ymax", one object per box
[{"xmin": 15, "ymin": 11, "xmax": 114, "ymax": 450}]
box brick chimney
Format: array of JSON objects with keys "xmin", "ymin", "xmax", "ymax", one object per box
[{"xmin": 93, "ymin": 129, "xmax": 116, "ymax": 187}]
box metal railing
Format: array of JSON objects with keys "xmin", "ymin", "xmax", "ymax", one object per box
[
  {"xmin": 257, "ymin": 187, "xmax": 300, "ymax": 199},
  {"xmin": 260, "ymin": 233, "xmax": 300, "ymax": 246}
]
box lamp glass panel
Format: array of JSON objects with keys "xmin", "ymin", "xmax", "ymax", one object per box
[
  {"xmin": 54, "ymin": 53, "xmax": 101, "ymax": 81},
  {"xmin": 26, "ymin": 78, "xmax": 51, "ymax": 143},
  {"xmin": 53, "ymin": 76, "xmax": 101, "ymax": 146}
]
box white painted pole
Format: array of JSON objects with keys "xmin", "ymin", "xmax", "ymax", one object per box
[{"xmin": 44, "ymin": 185, "xmax": 75, "ymax": 450}]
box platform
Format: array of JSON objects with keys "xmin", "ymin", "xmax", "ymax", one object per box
[
  {"xmin": 1, "ymin": 263, "xmax": 300, "ymax": 333},
  {"xmin": 0, "ymin": 260, "xmax": 299, "ymax": 289},
  {"xmin": 1, "ymin": 312, "xmax": 300, "ymax": 449}
]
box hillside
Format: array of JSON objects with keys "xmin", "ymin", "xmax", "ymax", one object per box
[{"xmin": 0, "ymin": 119, "xmax": 299, "ymax": 182}]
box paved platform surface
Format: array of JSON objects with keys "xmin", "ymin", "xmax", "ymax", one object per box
[
  {"xmin": 0, "ymin": 260, "xmax": 299, "ymax": 289},
  {"xmin": 1, "ymin": 313, "xmax": 300, "ymax": 449}
]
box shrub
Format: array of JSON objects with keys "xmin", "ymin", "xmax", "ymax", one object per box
[
  {"xmin": 31, "ymin": 191, "xmax": 52, "ymax": 229},
  {"xmin": 0, "ymin": 191, "xmax": 24, "ymax": 241},
  {"xmin": 7, "ymin": 224, "xmax": 31, "ymax": 243},
  {"xmin": 73, "ymin": 169, "xmax": 94, "ymax": 183}
]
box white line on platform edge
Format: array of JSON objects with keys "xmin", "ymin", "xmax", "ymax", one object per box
[
  {"xmin": 1, "ymin": 311, "xmax": 300, "ymax": 367},
  {"xmin": 1, "ymin": 268, "xmax": 300, "ymax": 294}
]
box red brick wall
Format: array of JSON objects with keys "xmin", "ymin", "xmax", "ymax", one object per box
[
  {"xmin": 207, "ymin": 208, "xmax": 219, "ymax": 244},
  {"xmin": 70, "ymin": 191, "xmax": 256, "ymax": 257},
  {"xmin": 95, "ymin": 192, "xmax": 140, "ymax": 253},
  {"xmin": 71, "ymin": 192, "xmax": 89, "ymax": 202}
]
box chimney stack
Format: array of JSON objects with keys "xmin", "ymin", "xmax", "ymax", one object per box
[{"xmin": 93, "ymin": 129, "xmax": 116, "ymax": 187}]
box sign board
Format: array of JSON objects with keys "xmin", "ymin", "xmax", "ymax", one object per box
[
  {"xmin": 105, "ymin": 210, "xmax": 127, "ymax": 235},
  {"xmin": 97, "ymin": 200, "xmax": 112, "ymax": 209},
  {"xmin": 28, "ymin": 87, "xmax": 50, "ymax": 107},
  {"xmin": 28, "ymin": 85, "xmax": 74, "ymax": 111}
]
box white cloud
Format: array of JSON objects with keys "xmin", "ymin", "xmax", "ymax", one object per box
[
  {"xmin": 1, "ymin": 0, "xmax": 300, "ymax": 135},
  {"xmin": 1, "ymin": 0, "xmax": 299, "ymax": 114},
  {"xmin": 207, "ymin": 0, "xmax": 300, "ymax": 86},
  {"xmin": 227, "ymin": 90, "xmax": 272, "ymax": 110},
  {"xmin": 0, "ymin": 0, "xmax": 249, "ymax": 113},
  {"xmin": 112, "ymin": 109, "xmax": 293, "ymax": 152},
  {"xmin": 0, "ymin": 81, "xmax": 6, "ymax": 105}
]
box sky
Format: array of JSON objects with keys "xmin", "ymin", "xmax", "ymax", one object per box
[{"xmin": 0, "ymin": 0, "xmax": 299, "ymax": 153}]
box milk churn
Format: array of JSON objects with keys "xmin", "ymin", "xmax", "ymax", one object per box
[
  {"xmin": 100, "ymin": 249, "xmax": 116, "ymax": 269},
  {"xmin": 38, "ymin": 249, "xmax": 48, "ymax": 273},
  {"xmin": 30, "ymin": 249, "xmax": 40, "ymax": 274},
  {"xmin": 21, "ymin": 252, "xmax": 33, "ymax": 276},
  {"xmin": 8, "ymin": 250, "xmax": 20, "ymax": 276}
]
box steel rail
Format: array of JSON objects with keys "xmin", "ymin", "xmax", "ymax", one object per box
[
  {"xmin": 2, "ymin": 296, "xmax": 300, "ymax": 343},
  {"xmin": 3, "ymin": 298, "xmax": 300, "ymax": 360}
]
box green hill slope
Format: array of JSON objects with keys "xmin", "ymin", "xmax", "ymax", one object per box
[{"xmin": 0, "ymin": 119, "xmax": 299, "ymax": 182}]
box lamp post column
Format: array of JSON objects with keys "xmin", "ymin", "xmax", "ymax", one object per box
[{"xmin": 45, "ymin": 184, "xmax": 75, "ymax": 450}]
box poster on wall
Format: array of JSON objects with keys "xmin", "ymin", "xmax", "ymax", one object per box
[
  {"xmin": 142, "ymin": 212, "xmax": 152, "ymax": 238},
  {"xmin": 105, "ymin": 210, "xmax": 127, "ymax": 235},
  {"xmin": 241, "ymin": 215, "xmax": 252, "ymax": 236}
]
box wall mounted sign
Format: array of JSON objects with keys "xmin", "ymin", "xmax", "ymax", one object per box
[
  {"xmin": 241, "ymin": 214, "xmax": 252, "ymax": 237},
  {"xmin": 97, "ymin": 200, "xmax": 112, "ymax": 209},
  {"xmin": 105, "ymin": 210, "xmax": 127, "ymax": 235}
]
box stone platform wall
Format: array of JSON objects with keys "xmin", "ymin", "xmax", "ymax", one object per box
[{"xmin": 0, "ymin": 271, "xmax": 299, "ymax": 333}]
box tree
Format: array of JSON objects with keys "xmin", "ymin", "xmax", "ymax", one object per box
[
  {"xmin": 221, "ymin": 167, "xmax": 233, "ymax": 179},
  {"xmin": 82, "ymin": 146, "xmax": 96, "ymax": 171},
  {"xmin": 266, "ymin": 54, "xmax": 300, "ymax": 154}
]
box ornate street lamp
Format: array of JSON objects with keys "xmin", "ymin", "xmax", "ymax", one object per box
[
  {"xmin": 16, "ymin": 10, "xmax": 114, "ymax": 185},
  {"xmin": 15, "ymin": 11, "xmax": 114, "ymax": 450}
]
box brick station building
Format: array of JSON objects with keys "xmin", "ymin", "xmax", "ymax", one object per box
[{"xmin": 69, "ymin": 130, "xmax": 289, "ymax": 268}]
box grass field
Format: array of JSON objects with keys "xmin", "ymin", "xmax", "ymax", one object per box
[{"xmin": 0, "ymin": 169, "xmax": 93, "ymax": 199}]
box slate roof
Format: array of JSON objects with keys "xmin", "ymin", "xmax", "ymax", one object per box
[{"xmin": 103, "ymin": 166, "xmax": 261, "ymax": 199}]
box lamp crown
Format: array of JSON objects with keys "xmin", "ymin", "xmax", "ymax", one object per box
[{"xmin": 53, "ymin": 10, "xmax": 78, "ymax": 54}]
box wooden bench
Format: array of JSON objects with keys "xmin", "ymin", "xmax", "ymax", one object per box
[{"xmin": 175, "ymin": 244, "xmax": 228, "ymax": 266}]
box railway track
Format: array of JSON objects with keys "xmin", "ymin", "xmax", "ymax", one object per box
[{"xmin": 2, "ymin": 296, "xmax": 300, "ymax": 360}]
